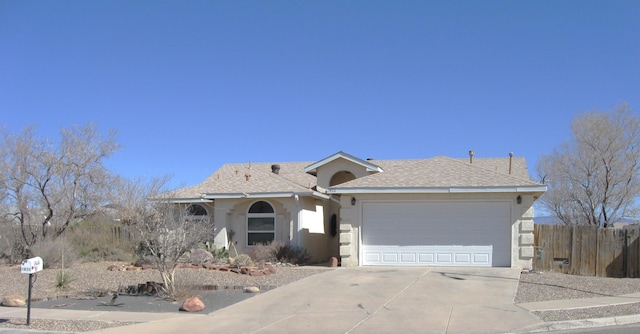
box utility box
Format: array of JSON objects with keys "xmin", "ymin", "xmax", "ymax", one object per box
[{"xmin": 21, "ymin": 257, "xmax": 43, "ymax": 274}]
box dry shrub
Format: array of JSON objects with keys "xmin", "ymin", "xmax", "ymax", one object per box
[
  {"xmin": 0, "ymin": 225, "xmax": 29, "ymax": 265},
  {"xmin": 67, "ymin": 222, "xmax": 138, "ymax": 262},
  {"xmin": 275, "ymin": 244, "xmax": 310, "ymax": 265},
  {"xmin": 247, "ymin": 241, "xmax": 283, "ymax": 263},
  {"xmin": 30, "ymin": 237, "xmax": 77, "ymax": 269},
  {"xmin": 247, "ymin": 241, "xmax": 310, "ymax": 265},
  {"xmin": 233, "ymin": 254, "xmax": 254, "ymax": 267}
]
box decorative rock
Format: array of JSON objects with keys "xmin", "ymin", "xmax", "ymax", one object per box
[
  {"xmin": 244, "ymin": 286, "xmax": 260, "ymax": 293},
  {"xmin": 2, "ymin": 295, "xmax": 26, "ymax": 307},
  {"xmin": 249, "ymin": 270, "xmax": 264, "ymax": 277},
  {"xmin": 106, "ymin": 264, "xmax": 125, "ymax": 271},
  {"xmin": 125, "ymin": 266, "xmax": 142, "ymax": 271},
  {"xmin": 329, "ymin": 257, "xmax": 339, "ymax": 267},
  {"xmin": 179, "ymin": 296, "xmax": 205, "ymax": 312},
  {"xmin": 190, "ymin": 249, "xmax": 214, "ymax": 264}
]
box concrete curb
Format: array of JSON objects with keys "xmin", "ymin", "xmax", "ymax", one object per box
[{"xmin": 517, "ymin": 314, "xmax": 640, "ymax": 333}]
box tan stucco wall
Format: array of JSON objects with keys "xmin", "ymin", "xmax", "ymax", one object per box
[
  {"xmin": 338, "ymin": 192, "xmax": 535, "ymax": 268},
  {"xmin": 210, "ymin": 196, "xmax": 334, "ymax": 263},
  {"xmin": 315, "ymin": 159, "xmax": 372, "ymax": 188}
]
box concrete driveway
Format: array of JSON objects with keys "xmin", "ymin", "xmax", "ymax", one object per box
[{"xmin": 95, "ymin": 267, "xmax": 541, "ymax": 334}]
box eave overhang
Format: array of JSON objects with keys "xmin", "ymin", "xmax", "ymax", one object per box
[
  {"xmin": 327, "ymin": 185, "xmax": 547, "ymax": 196},
  {"xmin": 167, "ymin": 198, "xmax": 214, "ymax": 204},
  {"xmin": 201, "ymin": 191, "xmax": 330, "ymax": 200}
]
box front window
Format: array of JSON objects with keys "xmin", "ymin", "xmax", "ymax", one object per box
[
  {"xmin": 247, "ymin": 201, "xmax": 275, "ymax": 245},
  {"xmin": 185, "ymin": 204, "xmax": 210, "ymax": 224}
]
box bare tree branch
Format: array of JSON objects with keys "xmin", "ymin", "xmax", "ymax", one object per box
[{"xmin": 537, "ymin": 103, "xmax": 640, "ymax": 227}]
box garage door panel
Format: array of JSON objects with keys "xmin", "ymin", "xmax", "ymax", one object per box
[
  {"xmin": 363, "ymin": 245, "xmax": 493, "ymax": 266},
  {"xmin": 362, "ymin": 201, "xmax": 510, "ymax": 267}
]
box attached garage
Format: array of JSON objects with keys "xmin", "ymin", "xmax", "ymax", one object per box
[{"xmin": 361, "ymin": 201, "xmax": 512, "ymax": 267}]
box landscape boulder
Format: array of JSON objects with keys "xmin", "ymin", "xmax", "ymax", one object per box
[
  {"xmin": 190, "ymin": 249, "xmax": 214, "ymax": 264},
  {"xmin": 244, "ymin": 286, "xmax": 260, "ymax": 293},
  {"xmin": 1, "ymin": 295, "xmax": 26, "ymax": 307},
  {"xmin": 180, "ymin": 296, "xmax": 205, "ymax": 312}
]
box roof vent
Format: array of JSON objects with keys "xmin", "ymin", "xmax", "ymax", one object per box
[
  {"xmin": 509, "ymin": 152, "xmax": 513, "ymax": 174},
  {"xmin": 271, "ymin": 164, "xmax": 280, "ymax": 174},
  {"xmin": 469, "ymin": 150, "xmax": 474, "ymax": 164}
]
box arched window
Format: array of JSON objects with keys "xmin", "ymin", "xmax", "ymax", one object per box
[
  {"xmin": 247, "ymin": 201, "xmax": 275, "ymax": 246},
  {"xmin": 186, "ymin": 204, "xmax": 210, "ymax": 224},
  {"xmin": 330, "ymin": 171, "xmax": 356, "ymax": 186}
]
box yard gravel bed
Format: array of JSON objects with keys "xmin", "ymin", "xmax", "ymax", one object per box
[
  {"xmin": 0, "ymin": 261, "xmax": 331, "ymax": 332},
  {"xmin": 4, "ymin": 264, "xmax": 640, "ymax": 332},
  {"xmin": 516, "ymin": 270, "xmax": 640, "ymax": 323}
]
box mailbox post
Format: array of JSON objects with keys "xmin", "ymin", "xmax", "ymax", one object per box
[{"xmin": 21, "ymin": 257, "xmax": 43, "ymax": 326}]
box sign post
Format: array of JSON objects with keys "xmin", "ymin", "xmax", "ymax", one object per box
[{"xmin": 20, "ymin": 257, "xmax": 43, "ymax": 326}]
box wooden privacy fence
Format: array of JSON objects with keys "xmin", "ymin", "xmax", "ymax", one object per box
[{"xmin": 534, "ymin": 224, "xmax": 640, "ymax": 277}]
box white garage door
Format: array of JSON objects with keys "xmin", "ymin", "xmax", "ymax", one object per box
[{"xmin": 362, "ymin": 201, "xmax": 511, "ymax": 267}]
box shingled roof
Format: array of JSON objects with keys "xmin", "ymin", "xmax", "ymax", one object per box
[
  {"xmin": 329, "ymin": 156, "xmax": 541, "ymax": 190},
  {"xmin": 172, "ymin": 154, "xmax": 544, "ymax": 199}
]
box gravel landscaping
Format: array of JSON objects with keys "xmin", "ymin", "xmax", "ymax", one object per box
[
  {"xmin": 0, "ymin": 261, "xmax": 331, "ymax": 332},
  {"xmin": 3, "ymin": 264, "xmax": 640, "ymax": 332},
  {"xmin": 516, "ymin": 270, "xmax": 640, "ymax": 322}
]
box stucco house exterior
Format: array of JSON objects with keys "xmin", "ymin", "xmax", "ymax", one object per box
[{"xmin": 172, "ymin": 151, "xmax": 546, "ymax": 268}]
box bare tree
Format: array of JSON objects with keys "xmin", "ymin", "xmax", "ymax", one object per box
[
  {"xmin": 113, "ymin": 176, "xmax": 213, "ymax": 298},
  {"xmin": 0, "ymin": 123, "xmax": 119, "ymax": 250},
  {"xmin": 537, "ymin": 103, "xmax": 640, "ymax": 227}
]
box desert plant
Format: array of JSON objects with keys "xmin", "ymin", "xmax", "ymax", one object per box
[
  {"xmin": 212, "ymin": 246, "xmax": 230, "ymax": 263},
  {"xmin": 30, "ymin": 237, "xmax": 77, "ymax": 269},
  {"xmin": 67, "ymin": 222, "xmax": 139, "ymax": 262},
  {"xmin": 55, "ymin": 270, "xmax": 76, "ymax": 289},
  {"xmin": 247, "ymin": 241, "xmax": 282, "ymax": 263},
  {"xmin": 233, "ymin": 253, "xmax": 254, "ymax": 267},
  {"xmin": 275, "ymin": 244, "xmax": 310, "ymax": 265}
]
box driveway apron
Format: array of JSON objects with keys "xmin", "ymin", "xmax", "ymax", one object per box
[{"xmin": 93, "ymin": 267, "xmax": 541, "ymax": 334}]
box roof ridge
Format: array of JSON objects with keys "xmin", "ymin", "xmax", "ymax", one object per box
[{"xmin": 440, "ymin": 156, "xmax": 540, "ymax": 185}]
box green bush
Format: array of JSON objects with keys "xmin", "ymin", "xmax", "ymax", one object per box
[{"xmin": 55, "ymin": 270, "xmax": 76, "ymax": 289}]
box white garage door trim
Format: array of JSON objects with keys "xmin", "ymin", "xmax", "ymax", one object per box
[{"xmin": 361, "ymin": 200, "xmax": 511, "ymax": 267}]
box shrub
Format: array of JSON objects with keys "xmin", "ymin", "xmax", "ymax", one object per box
[
  {"xmin": 55, "ymin": 270, "xmax": 76, "ymax": 289},
  {"xmin": 247, "ymin": 241, "xmax": 282, "ymax": 263},
  {"xmin": 30, "ymin": 237, "xmax": 77, "ymax": 269},
  {"xmin": 233, "ymin": 254, "xmax": 254, "ymax": 267},
  {"xmin": 68, "ymin": 222, "xmax": 139, "ymax": 262},
  {"xmin": 0, "ymin": 225, "xmax": 30, "ymax": 265},
  {"xmin": 275, "ymin": 244, "xmax": 311, "ymax": 265},
  {"xmin": 78, "ymin": 247, "xmax": 132, "ymax": 263}
]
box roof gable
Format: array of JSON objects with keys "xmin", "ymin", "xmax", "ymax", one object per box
[{"xmin": 304, "ymin": 151, "xmax": 383, "ymax": 175}]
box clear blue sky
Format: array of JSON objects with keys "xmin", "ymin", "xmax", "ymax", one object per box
[{"xmin": 1, "ymin": 1, "xmax": 638, "ymax": 188}]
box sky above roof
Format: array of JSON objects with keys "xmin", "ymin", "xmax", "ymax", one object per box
[{"xmin": 1, "ymin": 1, "xmax": 638, "ymax": 188}]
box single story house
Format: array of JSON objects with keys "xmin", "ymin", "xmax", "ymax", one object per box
[{"xmin": 172, "ymin": 151, "xmax": 546, "ymax": 268}]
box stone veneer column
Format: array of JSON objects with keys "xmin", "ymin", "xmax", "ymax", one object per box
[
  {"xmin": 338, "ymin": 196, "xmax": 358, "ymax": 267},
  {"xmin": 518, "ymin": 198, "xmax": 535, "ymax": 268}
]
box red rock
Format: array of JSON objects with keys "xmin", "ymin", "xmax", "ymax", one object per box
[
  {"xmin": 180, "ymin": 296, "xmax": 205, "ymax": 312},
  {"xmin": 249, "ymin": 270, "xmax": 264, "ymax": 276}
]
